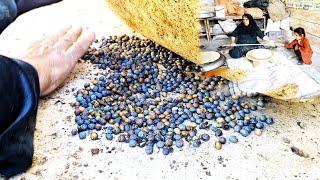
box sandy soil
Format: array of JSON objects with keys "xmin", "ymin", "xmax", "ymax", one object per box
[{"xmin": 0, "ymin": 0, "xmax": 319, "ymax": 179}]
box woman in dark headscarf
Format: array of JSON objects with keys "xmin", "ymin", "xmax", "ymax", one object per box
[{"xmin": 229, "ymin": 13, "xmax": 270, "ymax": 58}]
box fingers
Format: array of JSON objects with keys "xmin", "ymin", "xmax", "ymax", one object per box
[
  {"xmin": 27, "ymin": 37, "xmax": 46, "ymax": 51},
  {"xmin": 66, "ymin": 30, "xmax": 95, "ymax": 61},
  {"xmin": 55, "ymin": 26, "xmax": 83, "ymax": 50},
  {"xmin": 45, "ymin": 26, "xmax": 72, "ymax": 46},
  {"xmin": 27, "ymin": 26, "xmax": 71, "ymax": 51}
]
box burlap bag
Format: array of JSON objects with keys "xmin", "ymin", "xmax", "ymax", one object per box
[
  {"xmin": 245, "ymin": 8, "xmax": 264, "ymax": 18},
  {"xmin": 216, "ymin": 0, "xmax": 245, "ymax": 16},
  {"xmin": 268, "ymin": 0, "xmax": 290, "ymax": 21}
]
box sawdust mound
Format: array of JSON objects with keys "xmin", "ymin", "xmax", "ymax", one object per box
[{"xmin": 105, "ymin": 0, "xmax": 201, "ymax": 64}]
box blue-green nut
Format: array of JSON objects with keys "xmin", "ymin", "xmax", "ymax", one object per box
[
  {"xmin": 71, "ymin": 128, "xmax": 78, "ymax": 136},
  {"xmin": 129, "ymin": 139, "xmax": 138, "ymax": 147},
  {"xmin": 228, "ymin": 135, "xmax": 238, "ymax": 143},
  {"xmin": 201, "ymin": 134, "xmax": 210, "ymax": 142},
  {"xmin": 173, "ymin": 134, "xmax": 182, "ymax": 141},
  {"xmin": 210, "ymin": 125, "xmax": 218, "ymax": 132},
  {"xmin": 257, "ymin": 101, "xmax": 265, "ymax": 107},
  {"xmin": 266, "ymin": 117, "xmax": 274, "ymax": 125},
  {"xmin": 156, "ymin": 141, "xmax": 165, "ymax": 148},
  {"xmin": 243, "ymin": 120, "xmax": 250, "ymax": 126},
  {"xmin": 88, "ymin": 123, "xmax": 95, "ymax": 130},
  {"xmin": 139, "ymin": 141, "xmax": 147, "ymax": 148},
  {"xmin": 260, "ymin": 115, "xmax": 267, "ymax": 122},
  {"xmin": 145, "ymin": 145, "xmax": 154, "ymax": 155},
  {"xmin": 79, "ymin": 132, "xmax": 87, "ymax": 139},
  {"xmin": 240, "ymin": 129, "xmax": 250, "ymax": 137},
  {"xmin": 175, "ymin": 140, "xmax": 184, "ymax": 148},
  {"xmin": 192, "ymin": 139, "xmax": 202, "ymax": 148},
  {"xmin": 215, "ymin": 129, "xmax": 223, "ymax": 137},
  {"xmin": 234, "ymin": 125, "xmax": 242, "ymax": 132},
  {"xmin": 95, "ymin": 124, "xmax": 102, "ymax": 131},
  {"xmin": 106, "ymin": 133, "xmax": 113, "ymax": 140},
  {"xmin": 218, "ymin": 137, "xmax": 226, "ymax": 144},
  {"xmin": 243, "ymin": 125, "xmax": 251, "ymax": 131},
  {"xmin": 162, "ymin": 147, "xmax": 171, "ymax": 155},
  {"xmin": 138, "ymin": 131, "xmax": 145, "ymax": 138},
  {"xmin": 79, "ymin": 124, "xmax": 88, "ymax": 132},
  {"xmin": 228, "ymin": 121, "xmax": 236, "ymax": 128},
  {"xmin": 256, "ymin": 122, "xmax": 264, "ymax": 129},
  {"xmin": 222, "ymin": 124, "xmax": 230, "ymax": 130}
]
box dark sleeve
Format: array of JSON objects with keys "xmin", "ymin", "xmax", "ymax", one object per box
[
  {"xmin": 231, "ymin": 26, "xmax": 240, "ymax": 37},
  {"xmin": 0, "ymin": 55, "xmax": 40, "ymax": 178},
  {"xmin": 15, "ymin": 0, "xmax": 61, "ymax": 14},
  {"xmin": 0, "ymin": 0, "xmax": 18, "ymax": 33},
  {"xmin": 256, "ymin": 26, "xmax": 264, "ymax": 39}
]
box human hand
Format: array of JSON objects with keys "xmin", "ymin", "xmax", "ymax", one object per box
[
  {"xmin": 265, "ymin": 40, "xmax": 275, "ymax": 47},
  {"xmin": 275, "ymin": 42, "xmax": 285, "ymax": 47},
  {"xmin": 22, "ymin": 26, "xmax": 95, "ymax": 96},
  {"xmin": 230, "ymin": 42, "xmax": 236, "ymax": 46}
]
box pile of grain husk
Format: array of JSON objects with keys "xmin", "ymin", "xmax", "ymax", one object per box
[{"xmin": 106, "ymin": 0, "xmax": 202, "ymax": 64}]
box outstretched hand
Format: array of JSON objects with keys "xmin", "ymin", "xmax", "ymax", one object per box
[
  {"xmin": 266, "ymin": 40, "xmax": 275, "ymax": 47},
  {"xmin": 22, "ymin": 26, "xmax": 95, "ymax": 96},
  {"xmin": 230, "ymin": 42, "xmax": 236, "ymax": 46},
  {"xmin": 275, "ymin": 42, "xmax": 285, "ymax": 47}
]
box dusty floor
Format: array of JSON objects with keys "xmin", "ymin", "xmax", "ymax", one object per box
[{"xmin": 0, "ymin": 0, "xmax": 320, "ymax": 179}]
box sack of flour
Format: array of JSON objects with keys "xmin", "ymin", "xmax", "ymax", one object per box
[{"xmin": 218, "ymin": 19, "xmax": 237, "ymax": 34}]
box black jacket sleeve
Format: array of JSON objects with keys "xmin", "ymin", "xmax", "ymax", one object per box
[
  {"xmin": 256, "ymin": 26, "xmax": 264, "ymax": 39},
  {"xmin": 0, "ymin": 55, "xmax": 40, "ymax": 178},
  {"xmin": 231, "ymin": 26, "xmax": 240, "ymax": 37},
  {"xmin": 0, "ymin": 0, "xmax": 18, "ymax": 33},
  {"xmin": 15, "ymin": 0, "xmax": 62, "ymax": 14}
]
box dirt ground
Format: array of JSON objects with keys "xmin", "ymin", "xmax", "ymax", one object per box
[{"xmin": 0, "ymin": 0, "xmax": 319, "ymax": 179}]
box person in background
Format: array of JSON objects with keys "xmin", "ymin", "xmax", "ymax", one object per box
[
  {"xmin": 285, "ymin": 27, "xmax": 313, "ymax": 65},
  {"xmin": 0, "ymin": 26, "xmax": 95, "ymax": 178},
  {"xmin": 229, "ymin": 13, "xmax": 271, "ymax": 58},
  {"xmin": 0, "ymin": 0, "xmax": 61, "ymax": 33}
]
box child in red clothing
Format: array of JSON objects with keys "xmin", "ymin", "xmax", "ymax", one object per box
[{"xmin": 285, "ymin": 27, "xmax": 313, "ymax": 65}]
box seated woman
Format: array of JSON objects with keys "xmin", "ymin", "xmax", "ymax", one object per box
[
  {"xmin": 229, "ymin": 13, "xmax": 270, "ymax": 58},
  {"xmin": 285, "ymin": 27, "xmax": 313, "ymax": 65}
]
